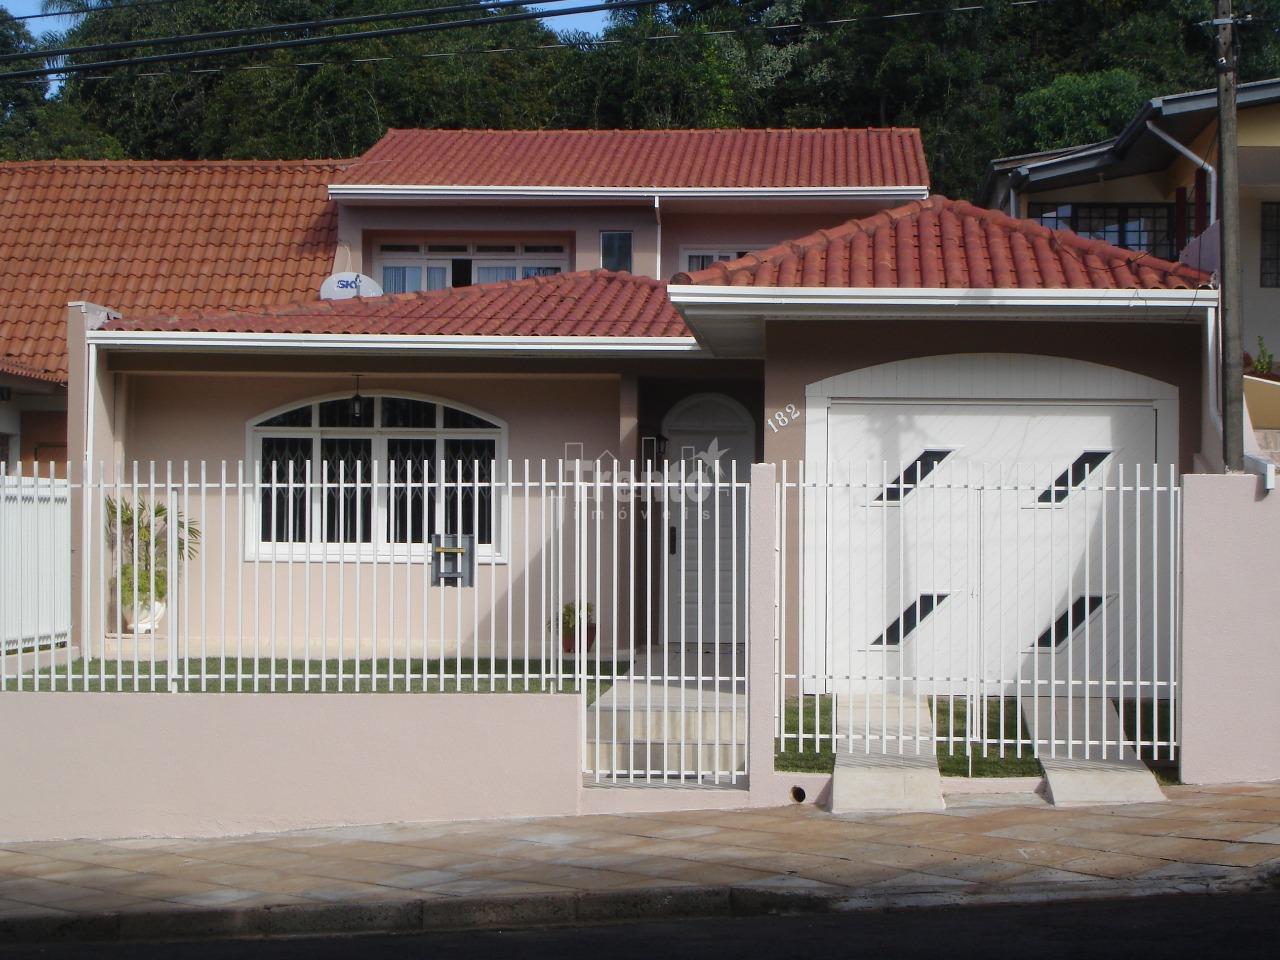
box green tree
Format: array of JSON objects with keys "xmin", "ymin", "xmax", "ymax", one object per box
[{"xmin": 1013, "ymin": 69, "xmax": 1149, "ymax": 150}]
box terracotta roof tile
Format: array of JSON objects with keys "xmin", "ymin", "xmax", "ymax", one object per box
[
  {"xmin": 333, "ymin": 128, "xmax": 929, "ymax": 189},
  {"xmin": 0, "ymin": 159, "xmax": 341, "ymax": 381},
  {"xmin": 104, "ymin": 270, "xmax": 690, "ymax": 338},
  {"xmin": 673, "ymin": 196, "xmax": 1213, "ymax": 290}
]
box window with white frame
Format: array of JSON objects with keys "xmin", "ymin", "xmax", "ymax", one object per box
[
  {"xmin": 372, "ymin": 242, "xmax": 567, "ymax": 293},
  {"xmin": 682, "ymin": 247, "xmax": 753, "ymax": 273},
  {"xmin": 249, "ymin": 394, "xmax": 506, "ymax": 559}
]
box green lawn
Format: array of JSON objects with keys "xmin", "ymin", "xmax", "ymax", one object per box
[
  {"xmin": 775, "ymin": 695, "xmax": 1042, "ymax": 777},
  {"xmin": 1, "ymin": 657, "xmax": 616, "ymax": 702}
]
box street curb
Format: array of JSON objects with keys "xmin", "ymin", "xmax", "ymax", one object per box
[{"xmin": 0, "ymin": 867, "xmax": 1276, "ymax": 945}]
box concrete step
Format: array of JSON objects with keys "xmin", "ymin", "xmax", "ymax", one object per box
[
  {"xmin": 584, "ymin": 740, "xmax": 746, "ymax": 777},
  {"xmin": 584, "ymin": 706, "xmax": 746, "ymax": 741}
]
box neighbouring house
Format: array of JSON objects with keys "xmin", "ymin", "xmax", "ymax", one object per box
[
  {"xmin": 0, "ymin": 158, "xmax": 343, "ymax": 474},
  {"xmin": 978, "ymin": 77, "xmax": 1280, "ymax": 351}
]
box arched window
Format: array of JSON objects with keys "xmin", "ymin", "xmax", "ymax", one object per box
[{"xmin": 248, "ymin": 393, "xmax": 506, "ymax": 559}]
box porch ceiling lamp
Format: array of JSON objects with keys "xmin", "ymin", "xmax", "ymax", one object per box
[{"xmin": 350, "ymin": 375, "xmax": 364, "ymax": 422}]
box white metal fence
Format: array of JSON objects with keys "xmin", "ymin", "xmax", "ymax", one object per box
[
  {"xmin": 776, "ymin": 461, "xmax": 1180, "ymax": 765},
  {"xmin": 0, "ymin": 460, "xmax": 750, "ymax": 786},
  {"xmin": 0, "ymin": 468, "xmax": 70, "ymax": 655}
]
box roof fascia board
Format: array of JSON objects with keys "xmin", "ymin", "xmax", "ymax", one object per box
[
  {"xmin": 668, "ymin": 284, "xmax": 1217, "ymax": 318},
  {"xmin": 328, "ymin": 185, "xmax": 931, "ymax": 202},
  {"xmin": 85, "ymin": 330, "xmax": 704, "ymax": 357}
]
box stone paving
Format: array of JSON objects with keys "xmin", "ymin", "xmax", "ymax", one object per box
[{"xmin": 1, "ymin": 782, "xmax": 1279, "ymax": 939}]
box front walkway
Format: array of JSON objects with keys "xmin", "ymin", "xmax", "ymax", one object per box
[{"xmin": 2, "ymin": 784, "xmax": 1279, "ymax": 943}]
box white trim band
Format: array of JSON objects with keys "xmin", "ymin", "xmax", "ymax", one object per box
[
  {"xmin": 668, "ymin": 285, "xmax": 1217, "ymax": 310},
  {"xmin": 327, "ymin": 184, "xmax": 932, "ymax": 202},
  {"xmin": 85, "ymin": 330, "xmax": 704, "ymax": 356}
]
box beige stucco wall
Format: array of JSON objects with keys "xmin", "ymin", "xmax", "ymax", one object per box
[
  {"xmin": 761, "ymin": 318, "xmax": 1202, "ymax": 468},
  {"xmin": 337, "ymin": 204, "xmax": 661, "ymax": 278},
  {"xmin": 83, "ymin": 371, "xmax": 632, "ymax": 662},
  {"xmin": 1179, "ymin": 473, "xmax": 1280, "ymax": 784},
  {"xmin": 0, "ymin": 692, "xmax": 580, "ymax": 840}
]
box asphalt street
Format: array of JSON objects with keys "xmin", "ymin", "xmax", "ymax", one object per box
[{"xmin": 3, "ymin": 891, "xmax": 1278, "ymax": 959}]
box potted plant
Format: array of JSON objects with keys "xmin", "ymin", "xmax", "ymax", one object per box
[
  {"xmin": 558, "ymin": 602, "xmax": 596, "ymax": 654},
  {"xmin": 105, "ymin": 498, "xmax": 200, "ymax": 634}
]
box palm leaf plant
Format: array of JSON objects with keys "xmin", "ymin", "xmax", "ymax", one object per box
[{"xmin": 104, "ymin": 497, "xmax": 201, "ymax": 614}]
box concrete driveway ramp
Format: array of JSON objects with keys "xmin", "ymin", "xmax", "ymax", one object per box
[
  {"xmin": 830, "ymin": 693, "xmax": 945, "ymax": 812},
  {"xmin": 1023, "ymin": 697, "xmax": 1166, "ymax": 806},
  {"xmin": 830, "ymin": 750, "xmax": 946, "ymax": 812}
]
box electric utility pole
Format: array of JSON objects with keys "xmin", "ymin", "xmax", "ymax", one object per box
[{"xmin": 1217, "ymin": 0, "xmax": 1244, "ymax": 471}]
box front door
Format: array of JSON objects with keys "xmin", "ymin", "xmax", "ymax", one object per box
[{"xmin": 661, "ymin": 395, "xmax": 754, "ymax": 655}]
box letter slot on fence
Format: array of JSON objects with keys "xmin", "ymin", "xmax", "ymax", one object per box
[{"xmin": 430, "ymin": 533, "xmax": 475, "ymax": 587}]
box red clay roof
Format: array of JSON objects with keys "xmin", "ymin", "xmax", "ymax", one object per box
[
  {"xmin": 0, "ymin": 356, "xmax": 63, "ymax": 383},
  {"xmin": 104, "ymin": 270, "xmax": 691, "ymax": 338},
  {"xmin": 672, "ymin": 196, "xmax": 1213, "ymax": 290},
  {"xmin": 0, "ymin": 159, "xmax": 341, "ymax": 382},
  {"xmin": 333, "ymin": 128, "xmax": 930, "ymax": 189}
]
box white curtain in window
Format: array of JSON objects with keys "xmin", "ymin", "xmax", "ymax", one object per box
[
  {"xmin": 475, "ymin": 265, "xmax": 518, "ymax": 284},
  {"xmin": 382, "ymin": 266, "xmax": 422, "ymax": 294}
]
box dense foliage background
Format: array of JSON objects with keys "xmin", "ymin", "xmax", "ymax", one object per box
[{"xmin": 2, "ymin": 0, "xmax": 1279, "ymax": 196}]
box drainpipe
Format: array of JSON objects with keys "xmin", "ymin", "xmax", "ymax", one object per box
[
  {"xmin": 654, "ymin": 195, "xmax": 662, "ymax": 279},
  {"xmin": 1008, "ymin": 181, "xmax": 1019, "ymax": 218},
  {"xmin": 1146, "ymin": 120, "xmax": 1217, "ymax": 224}
]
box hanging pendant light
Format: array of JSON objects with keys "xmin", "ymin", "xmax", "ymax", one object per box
[{"xmin": 350, "ymin": 375, "xmax": 364, "ymax": 423}]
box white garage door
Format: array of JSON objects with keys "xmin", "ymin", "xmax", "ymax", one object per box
[{"xmin": 806, "ymin": 399, "xmax": 1173, "ymax": 697}]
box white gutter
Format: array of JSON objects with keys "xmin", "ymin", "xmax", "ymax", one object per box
[
  {"xmin": 654, "ymin": 195, "xmax": 662, "ymax": 279},
  {"xmin": 327, "ymin": 184, "xmax": 931, "ymax": 202},
  {"xmin": 668, "ymin": 285, "xmax": 1216, "ymax": 312},
  {"xmin": 1145, "ymin": 121, "xmax": 1217, "ymax": 223},
  {"xmin": 85, "ymin": 330, "xmax": 703, "ymax": 356}
]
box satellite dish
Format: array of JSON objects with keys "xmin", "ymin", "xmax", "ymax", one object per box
[{"xmin": 319, "ymin": 272, "xmax": 383, "ymax": 300}]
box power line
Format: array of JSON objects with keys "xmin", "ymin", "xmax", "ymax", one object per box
[
  {"xmin": 0, "ymin": 0, "xmax": 666, "ymax": 80},
  {"xmin": 1, "ymin": 0, "xmax": 1057, "ymax": 82},
  {"xmin": 12, "ymin": 2, "xmax": 1058, "ymax": 86},
  {"xmin": 0, "ymin": 0, "xmax": 577, "ymax": 64}
]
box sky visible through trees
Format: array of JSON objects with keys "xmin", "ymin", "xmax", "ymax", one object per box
[{"xmin": 2, "ymin": 1, "xmax": 1279, "ymax": 197}]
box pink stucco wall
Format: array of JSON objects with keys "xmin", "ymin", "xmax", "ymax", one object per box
[
  {"xmin": 1179, "ymin": 473, "xmax": 1280, "ymax": 784},
  {"xmin": 0, "ymin": 692, "xmax": 580, "ymax": 841}
]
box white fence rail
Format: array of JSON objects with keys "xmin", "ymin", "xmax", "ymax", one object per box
[
  {"xmin": 0, "ymin": 461, "xmax": 750, "ymax": 786},
  {"xmin": 0, "ymin": 469, "xmax": 70, "ymax": 656},
  {"xmin": 776, "ymin": 461, "xmax": 1180, "ymax": 765}
]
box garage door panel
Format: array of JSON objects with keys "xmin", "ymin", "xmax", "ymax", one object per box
[{"xmin": 807, "ymin": 399, "xmax": 1168, "ymax": 697}]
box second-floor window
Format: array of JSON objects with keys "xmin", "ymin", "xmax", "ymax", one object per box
[
  {"xmin": 683, "ymin": 248, "xmax": 751, "ymax": 272},
  {"xmin": 601, "ymin": 231, "xmax": 633, "ymax": 272},
  {"xmin": 1263, "ymin": 202, "xmax": 1280, "ymax": 288},
  {"xmin": 374, "ymin": 242, "xmax": 567, "ymax": 293},
  {"xmin": 1028, "ymin": 202, "xmax": 1181, "ymax": 261}
]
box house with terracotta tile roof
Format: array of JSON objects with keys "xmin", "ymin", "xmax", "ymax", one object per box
[
  {"xmin": 6, "ymin": 126, "xmax": 1260, "ymax": 808},
  {"xmin": 0, "ymin": 158, "xmax": 342, "ymax": 472}
]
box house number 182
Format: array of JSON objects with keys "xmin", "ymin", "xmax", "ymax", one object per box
[{"xmin": 766, "ymin": 403, "xmax": 801, "ymax": 432}]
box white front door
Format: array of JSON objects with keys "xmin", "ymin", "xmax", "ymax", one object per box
[
  {"xmin": 662, "ymin": 395, "xmax": 754, "ymax": 653},
  {"xmin": 809, "ymin": 400, "xmax": 1165, "ymax": 694}
]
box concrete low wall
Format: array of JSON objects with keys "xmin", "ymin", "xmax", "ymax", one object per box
[
  {"xmin": 1180, "ymin": 473, "xmax": 1280, "ymax": 784},
  {"xmin": 0, "ymin": 692, "xmax": 580, "ymax": 842}
]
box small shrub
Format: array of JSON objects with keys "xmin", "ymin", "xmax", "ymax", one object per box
[{"xmin": 1254, "ymin": 336, "xmax": 1274, "ymax": 376}]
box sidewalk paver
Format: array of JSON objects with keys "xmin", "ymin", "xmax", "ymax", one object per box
[{"xmin": 1, "ymin": 782, "xmax": 1279, "ymax": 943}]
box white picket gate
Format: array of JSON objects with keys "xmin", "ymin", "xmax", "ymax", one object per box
[
  {"xmin": 776, "ymin": 460, "xmax": 1179, "ymax": 764},
  {"xmin": 0, "ymin": 470, "xmax": 71, "ymax": 655}
]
